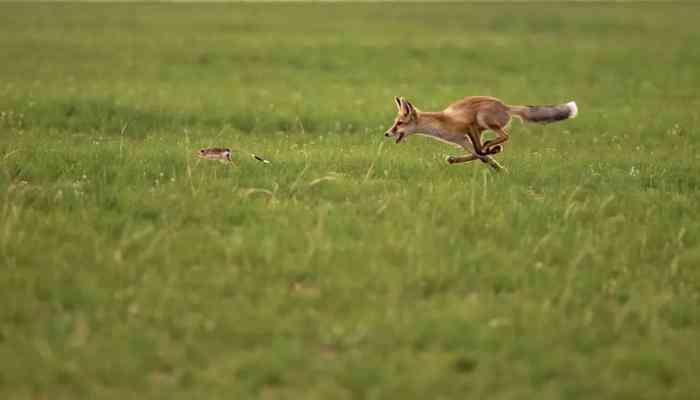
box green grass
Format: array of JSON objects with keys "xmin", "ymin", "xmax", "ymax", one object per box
[{"xmin": 1, "ymin": 3, "xmax": 700, "ymax": 399}]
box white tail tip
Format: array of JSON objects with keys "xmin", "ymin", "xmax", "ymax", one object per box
[{"xmin": 566, "ymin": 101, "xmax": 578, "ymax": 118}]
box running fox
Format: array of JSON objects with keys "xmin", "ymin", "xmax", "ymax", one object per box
[{"xmin": 385, "ymin": 96, "xmax": 578, "ymax": 170}]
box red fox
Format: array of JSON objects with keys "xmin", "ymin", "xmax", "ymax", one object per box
[{"xmin": 385, "ymin": 96, "xmax": 578, "ymax": 171}]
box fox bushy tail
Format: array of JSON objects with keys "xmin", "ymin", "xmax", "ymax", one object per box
[{"xmin": 508, "ymin": 101, "xmax": 578, "ymax": 124}]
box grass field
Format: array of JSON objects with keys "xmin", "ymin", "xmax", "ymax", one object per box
[{"xmin": 1, "ymin": 3, "xmax": 700, "ymax": 399}]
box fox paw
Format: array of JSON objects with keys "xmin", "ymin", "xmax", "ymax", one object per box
[{"xmin": 487, "ymin": 145, "xmax": 503, "ymax": 155}]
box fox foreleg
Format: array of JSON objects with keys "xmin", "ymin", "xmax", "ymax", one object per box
[
  {"xmin": 446, "ymin": 154, "xmax": 480, "ymax": 164},
  {"xmin": 447, "ymin": 147, "xmax": 505, "ymax": 171}
]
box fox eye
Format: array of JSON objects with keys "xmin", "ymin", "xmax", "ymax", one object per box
[{"xmin": 396, "ymin": 121, "xmax": 403, "ymax": 126}]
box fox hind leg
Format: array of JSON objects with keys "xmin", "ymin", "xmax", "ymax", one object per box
[
  {"xmin": 486, "ymin": 144, "xmax": 503, "ymax": 154},
  {"xmin": 466, "ymin": 126, "xmax": 491, "ymax": 158},
  {"xmin": 478, "ymin": 111, "xmax": 511, "ymax": 154},
  {"xmin": 483, "ymin": 127, "xmax": 509, "ymax": 154}
]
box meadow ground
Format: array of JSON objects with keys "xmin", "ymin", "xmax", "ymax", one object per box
[{"xmin": 1, "ymin": 3, "xmax": 700, "ymax": 399}]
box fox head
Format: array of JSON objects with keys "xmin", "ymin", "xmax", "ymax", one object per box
[{"xmin": 385, "ymin": 97, "xmax": 418, "ymax": 143}]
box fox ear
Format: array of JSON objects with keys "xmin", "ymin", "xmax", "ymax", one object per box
[
  {"xmin": 394, "ymin": 96, "xmax": 402, "ymax": 111},
  {"xmin": 401, "ymin": 99, "xmax": 415, "ymax": 117}
]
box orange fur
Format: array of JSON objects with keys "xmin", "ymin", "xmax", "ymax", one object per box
[{"xmin": 385, "ymin": 96, "xmax": 577, "ymax": 170}]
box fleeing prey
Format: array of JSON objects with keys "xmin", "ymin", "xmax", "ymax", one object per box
[
  {"xmin": 197, "ymin": 147, "xmax": 271, "ymax": 164},
  {"xmin": 385, "ymin": 96, "xmax": 578, "ymax": 171}
]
